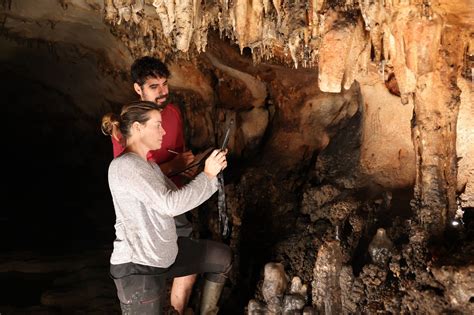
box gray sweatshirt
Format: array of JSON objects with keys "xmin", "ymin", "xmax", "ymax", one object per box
[{"xmin": 108, "ymin": 152, "xmax": 218, "ymax": 268}]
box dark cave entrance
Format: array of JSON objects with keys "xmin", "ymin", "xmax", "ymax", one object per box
[{"xmin": 1, "ymin": 63, "xmax": 117, "ymax": 253}]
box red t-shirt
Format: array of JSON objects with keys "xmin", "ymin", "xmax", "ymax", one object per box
[{"xmin": 111, "ymin": 103, "xmax": 185, "ymax": 186}]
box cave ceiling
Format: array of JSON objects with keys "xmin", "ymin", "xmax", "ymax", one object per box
[
  {"xmin": 102, "ymin": 0, "xmax": 473, "ymax": 94},
  {"xmin": 2, "ymin": 1, "xmax": 472, "ymax": 92}
]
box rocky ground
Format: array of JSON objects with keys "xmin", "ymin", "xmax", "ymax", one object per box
[{"xmin": 0, "ymin": 249, "xmax": 120, "ymax": 314}]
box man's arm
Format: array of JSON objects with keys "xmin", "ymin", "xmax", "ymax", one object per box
[{"xmin": 159, "ymin": 150, "xmax": 195, "ymax": 176}]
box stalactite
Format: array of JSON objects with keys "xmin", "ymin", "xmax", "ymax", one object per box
[
  {"xmin": 288, "ymin": 30, "xmax": 302, "ymax": 68},
  {"xmin": 272, "ymin": 0, "xmax": 282, "ymax": 28},
  {"xmin": 113, "ymin": 0, "xmax": 132, "ymax": 25},
  {"xmin": 411, "ymin": 23, "xmax": 465, "ymax": 237},
  {"xmin": 104, "ymin": 0, "xmax": 118, "ymax": 23},
  {"xmin": 233, "ymin": 0, "xmax": 249, "ymax": 52},
  {"xmin": 175, "ymin": 0, "xmax": 194, "ymax": 52},
  {"xmin": 131, "ymin": 0, "xmax": 144, "ymax": 24},
  {"xmin": 152, "ymin": 0, "xmax": 173, "ymax": 37}
]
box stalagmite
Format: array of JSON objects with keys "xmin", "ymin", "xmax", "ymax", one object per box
[
  {"xmin": 282, "ymin": 276, "xmax": 308, "ymax": 313},
  {"xmin": 312, "ymin": 240, "xmax": 343, "ymax": 314},
  {"xmin": 368, "ymin": 228, "xmax": 394, "ymax": 266},
  {"xmin": 247, "ymin": 299, "xmax": 266, "ymax": 314},
  {"xmin": 262, "ymin": 262, "xmax": 288, "ymax": 312},
  {"xmin": 289, "ymin": 276, "xmax": 307, "ymax": 297},
  {"xmin": 282, "ymin": 294, "xmax": 306, "ymax": 313}
]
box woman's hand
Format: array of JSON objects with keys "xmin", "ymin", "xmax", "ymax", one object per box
[{"xmin": 203, "ymin": 149, "xmax": 228, "ymax": 179}]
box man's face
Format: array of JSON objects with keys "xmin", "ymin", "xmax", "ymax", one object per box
[{"xmin": 134, "ymin": 76, "xmax": 169, "ymax": 106}]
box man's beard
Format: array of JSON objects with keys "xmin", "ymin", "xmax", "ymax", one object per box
[{"xmin": 155, "ymin": 94, "xmax": 169, "ymax": 105}]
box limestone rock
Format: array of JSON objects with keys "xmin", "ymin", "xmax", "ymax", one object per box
[{"xmin": 262, "ymin": 262, "xmax": 288, "ymax": 304}]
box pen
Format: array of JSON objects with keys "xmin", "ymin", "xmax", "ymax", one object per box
[{"xmin": 167, "ymin": 149, "xmax": 179, "ymax": 154}]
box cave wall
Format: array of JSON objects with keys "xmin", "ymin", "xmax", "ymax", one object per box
[{"xmin": 1, "ymin": 0, "xmax": 473, "ymax": 313}]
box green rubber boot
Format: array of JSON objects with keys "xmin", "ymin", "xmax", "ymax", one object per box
[{"xmin": 200, "ymin": 280, "xmax": 225, "ymax": 315}]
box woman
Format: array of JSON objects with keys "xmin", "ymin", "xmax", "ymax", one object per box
[{"xmin": 102, "ymin": 101, "xmax": 232, "ymax": 314}]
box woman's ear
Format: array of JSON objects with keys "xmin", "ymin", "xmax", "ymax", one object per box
[{"xmin": 131, "ymin": 121, "xmax": 142, "ymax": 134}]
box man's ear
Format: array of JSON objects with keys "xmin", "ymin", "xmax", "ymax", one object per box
[{"xmin": 133, "ymin": 83, "xmax": 143, "ymax": 97}]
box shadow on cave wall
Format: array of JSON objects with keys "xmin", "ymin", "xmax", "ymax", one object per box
[{"xmin": 0, "ymin": 48, "xmax": 126, "ymax": 253}]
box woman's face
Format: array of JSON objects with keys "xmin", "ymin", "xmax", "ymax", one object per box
[{"xmin": 140, "ymin": 110, "xmax": 166, "ymax": 151}]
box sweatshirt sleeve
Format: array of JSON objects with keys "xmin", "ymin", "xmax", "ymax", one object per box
[{"xmin": 110, "ymin": 155, "xmax": 219, "ymax": 217}]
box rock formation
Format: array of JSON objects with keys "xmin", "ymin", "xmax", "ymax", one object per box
[{"xmin": 0, "ymin": 0, "xmax": 472, "ymax": 314}]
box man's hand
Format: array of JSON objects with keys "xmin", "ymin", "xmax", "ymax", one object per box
[
  {"xmin": 165, "ymin": 150, "xmax": 196, "ymax": 177},
  {"xmin": 181, "ymin": 165, "xmax": 199, "ymax": 179},
  {"xmin": 159, "ymin": 150, "xmax": 195, "ymax": 177},
  {"xmin": 172, "ymin": 150, "xmax": 195, "ymax": 170}
]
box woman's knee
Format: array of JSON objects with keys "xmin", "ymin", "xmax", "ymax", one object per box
[{"xmin": 205, "ymin": 241, "xmax": 233, "ymax": 277}]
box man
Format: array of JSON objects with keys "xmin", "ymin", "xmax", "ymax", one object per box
[{"xmin": 111, "ymin": 56, "xmax": 198, "ymax": 314}]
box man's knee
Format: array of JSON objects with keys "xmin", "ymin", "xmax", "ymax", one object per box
[
  {"xmin": 172, "ymin": 274, "xmax": 197, "ymax": 290},
  {"xmin": 171, "ymin": 274, "xmax": 196, "ymax": 313}
]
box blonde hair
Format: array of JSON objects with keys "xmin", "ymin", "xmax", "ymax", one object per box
[{"xmin": 101, "ymin": 112, "xmax": 120, "ymax": 136}]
